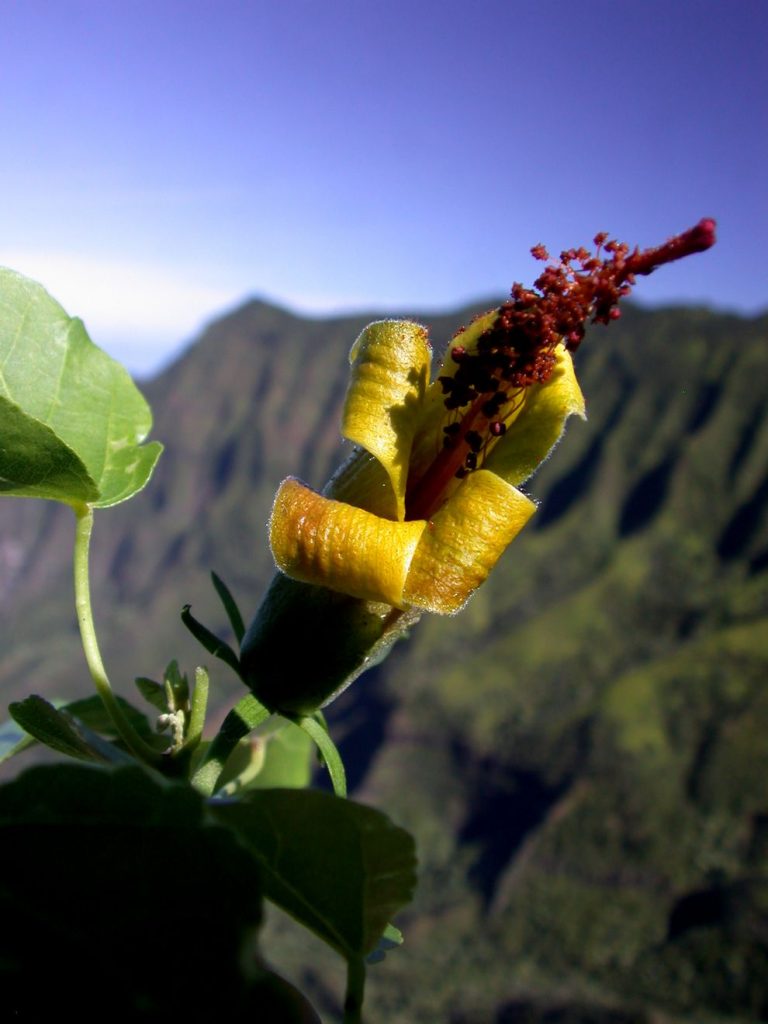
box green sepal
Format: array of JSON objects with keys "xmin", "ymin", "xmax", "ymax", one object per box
[{"xmin": 240, "ymin": 572, "xmax": 420, "ymax": 716}]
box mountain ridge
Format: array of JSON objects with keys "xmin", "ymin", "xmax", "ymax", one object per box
[{"xmin": 1, "ymin": 295, "xmax": 767, "ymax": 1023}]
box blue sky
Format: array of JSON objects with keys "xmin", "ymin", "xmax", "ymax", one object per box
[{"xmin": 1, "ymin": 0, "xmax": 765, "ymax": 374}]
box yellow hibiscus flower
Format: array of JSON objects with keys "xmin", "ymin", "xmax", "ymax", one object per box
[
  {"xmin": 268, "ymin": 315, "xmax": 583, "ymax": 613},
  {"xmin": 240, "ymin": 219, "xmax": 716, "ymax": 714}
]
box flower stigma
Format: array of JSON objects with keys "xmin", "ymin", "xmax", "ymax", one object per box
[{"xmin": 406, "ymin": 217, "xmax": 717, "ymax": 522}]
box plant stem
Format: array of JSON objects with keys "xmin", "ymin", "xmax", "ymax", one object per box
[
  {"xmin": 73, "ymin": 504, "xmax": 162, "ymax": 765},
  {"xmin": 191, "ymin": 693, "xmax": 271, "ymax": 797},
  {"xmin": 296, "ymin": 715, "xmax": 347, "ymax": 798},
  {"xmin": 343, "ymin": 956, "xmax": 366, "ymax": 1024}
]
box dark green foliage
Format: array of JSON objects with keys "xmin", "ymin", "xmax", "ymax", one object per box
[
  {"xmin": 0, "ymin": 764, "xmax": 266, "ymax": 1016},
  {"xmin": 240, "ymin": 571, "xmax": 408, "ymax": 714},
  {"xmin": 213, "ymin": 789, "xmax": 417, "ymax": 960},
  {"xmin": 0, "ymin": 763, "xmax": 414, "ymax": 1020}
]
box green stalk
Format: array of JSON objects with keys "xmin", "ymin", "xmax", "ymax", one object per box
[
  {"xmin": 343, "ymin": 956, "xmax": 366, "ymax": 1024},
  {"xmin": 191, "ymin": 693, "xmax": 271, "ymax": 797},
  {"xmin": 73, "ymin": 504, "xmax": 162, "ymax": 766},
  {"xmin": 295, "ymin": 714, "xmax": 347, "ymax": 798}
]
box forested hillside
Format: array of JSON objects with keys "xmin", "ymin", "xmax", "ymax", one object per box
[{"xmin": 1, "ymin": 298, "xmax": 767, "ymax": 1023}]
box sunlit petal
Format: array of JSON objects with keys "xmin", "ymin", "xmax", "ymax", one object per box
[
  {"xmin": 342, "ymin": 320, "xmax": 431, "ymax": 520},
  {"xmin": 324, "ymin": 447, "xmax": 395, "ymax": 520},
  {"xmin": 270, "ymin": 477, "xmax": 427, "ymax": 607},
  {"xmin": 484, "ymin": 346, "xmax": 585, "ymax": 485},
  {"xmin": 403, "ymin": 469, "xmax": 536, "ymax": 614}
]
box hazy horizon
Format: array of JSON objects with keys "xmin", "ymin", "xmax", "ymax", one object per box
[{"xmin": 2, "ymin": 0, "xmax": 765, "ymax": 374}]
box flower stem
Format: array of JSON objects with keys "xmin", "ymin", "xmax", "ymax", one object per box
[
  {"xmin": 295, "ymin": 714, "xmax": 347, "ymax": 798},
  {"xmin": 191, "ymin": 693, "xmax": 271, "ymax": 796},
  {"xmin": 343, "ymin": 956, "xmax": 366, "ymax": 1024},
  {"xmin": 73, "ymin": 504, "xmax": 162, "ymax": 766}
]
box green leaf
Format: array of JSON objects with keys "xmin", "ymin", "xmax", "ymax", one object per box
[
  {"xmin": 7, "ymin": 694, "xmax": 160, "ymax": 763},
  {"xmin": 190, "ymin": 693, "xmax": 272, "ymax": 797},
  {"xmin": 0, "ymin": 764, "xmax": 265, "ymax": 1015},
  {"xmin": 163, "ymin": 658, "xmax": 190, "ymax": 706},
  {"xmin": 181, "ymin": 603, "xmax": 242, "ymax": 677},
  {"xmin": 135, "ymin": 675, "xmax": 168, "ymax": 712},
  {"xmin": 63, "ymin": 693, "xmax": 158, "ymax": 744},
  {"xmin": 212, "ymin": 789, "xmax": 417, "ymax": 960},
  {"xmin": 252, "ymin": 720, "xmax": 314, "ymax": 788},
  {"xmin": 0, "ymin": 394, "xmax": 98, "ymax": 503},
  {"xmin": 185, "ymin": 666, "xmax": 210, "ymax": 750},
  {"xmin": 212, "ymin": 571, "xmax": 246, "ymax": 644},
  {"xmin": 218, "ymin": 718, "xmax": 314, "ymax": 794},
  {"xmin": 248, "ymin": 965, "xmax": 322, "ymax": 1023},
  {"xmin": 8, "ymin": 695, "xmax": 130, "ymax": 763},
  {"xmin": 0, "ymin": 267, "xmax": 162, "ymax": 507}
]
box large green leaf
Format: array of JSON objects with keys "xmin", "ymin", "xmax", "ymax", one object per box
[
  {"xmin": 0, "ymin": 394, "xmax": 98, "ymax": 503},
  {"xmin": 0, "ymin": 765, "xmax": 267, "ymax": 1016},
  {"xmin": 0, "ymin": 268, "xmax": 162, "ymax": 507},
  {"xmin": 212, "ymin": 788, "xmax": 417, "ymax": 960}
]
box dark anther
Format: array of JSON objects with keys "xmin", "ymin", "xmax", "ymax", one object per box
[
  {"xmin": 465, "ymin": 452, "xmax": 478, "ymax": 470},
  {"xmin": 490, "ymin": 421, "xmax": 506, "ymax": 436},
  {"xmin": 441, "ymin": 220, "xmax": 716, "ymax": 422},
  {"xmin": 482, "ymin": 391, "xmax": 507, "ymax": 418},
  {"xmin": 465, "ymin": 430, "xmax": 483, "ymax": 452}
]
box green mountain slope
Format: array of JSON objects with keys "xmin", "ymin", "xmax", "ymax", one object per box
[{"xmin": 1, "ymin": 298, "xmax": 767, "ymax": 1022}]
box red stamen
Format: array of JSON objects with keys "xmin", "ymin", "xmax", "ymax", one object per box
[
  {"xmin": 407, "ymin": 396, "xmax": 488, "ymax": 520},
  {"xmin": 624, "ymin": 218, "xmax": 717, "ymax": 278},
  {"xmin": 405, "ymin": 220, "xmax": 716, "ymax": 520}
]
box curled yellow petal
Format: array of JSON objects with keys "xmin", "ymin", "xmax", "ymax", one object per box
[
  {"xmin": 342, "ymin": 320, "xmax": 431, "ymax": 521},
  {"xmin": 403, "ymin": 469, "xmax": 536, "ymax": 614},
  {"xmin": 270, "ymin": 477, "xmax": 427, "ymax": 607},
  {"xmin": 408, "ymin": 321, "xmax": 583, "ymax": 492},
  {"xmin": 484, "ymin": 345, "xmax": 585, "ymax": 486}
]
